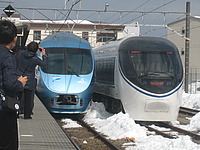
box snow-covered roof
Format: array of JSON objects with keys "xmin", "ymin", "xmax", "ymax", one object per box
[
  {"xmin": 19, "ymin": 19, "xmax": 94, "ymax": 24},
  {"xmin": 194, "ymin": 16, "xmax": 200, "ymax": 19}
]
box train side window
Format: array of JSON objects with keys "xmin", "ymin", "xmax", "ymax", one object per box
[{"xmin": 96, "ymin": 57, "xmax": 115, "ymax": 85}]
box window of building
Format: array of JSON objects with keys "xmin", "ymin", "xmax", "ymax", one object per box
[
  {"xmin": 182, "ymin": 27, "xmax": 185, "ymax": 34},
  {"xmin": 82, "ymin": 32, "xmax": 89, "ymax": 41},
  {"xmin": 33, "ymin": 31, "xmax": 41, "ymax": 41},
  {"xmin": 181, "ymin": 48, "xmax": 184, "ymax": 55},
  {"xmin": 96, "ymin": 32, "xmax": 116, "ymax": 42}
]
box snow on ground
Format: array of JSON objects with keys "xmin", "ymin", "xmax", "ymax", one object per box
[
  {"xmin": 83, "ymin": 102, "xmax": 147, "ymax": 141},
  {"xmin": 62, "ymin": 91, "xmax": 200, "ymax": 150},
  {"xmin": 62, "ymin": 118, "xmax": 82, "ymax": 128},
  {"xmin": 182, "ymin": 81, "xmax": 200, "ymax": 109}
]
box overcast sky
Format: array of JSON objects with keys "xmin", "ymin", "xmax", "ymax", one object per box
[
  {"xmin": 0, "ymin": 0, "xmax": 199, "ymax": 36},
  {"xmin": 6, "ymin": 0, "xmax": 199, "ymax": 15}
]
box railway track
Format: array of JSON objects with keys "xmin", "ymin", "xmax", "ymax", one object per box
[
  {"xmin": 179, "ymin": 106, "xmax": 200, "ymax": 116},
  {"xmin": 75, "ymin": 118, "xmax": 121, "ymax": 150},
  {"xmin": 137, "ymin": 121, "xmax": 177, "ymax": 139},
  {"xmin": 137, "ymin": 121, "xmax": 200, "ymax": 143},
  {"xmin": 56, "ymin": 107, "xmax": 200, "ymax": 149},
  {"xmin": 178, "ymin": 107, "xmax": 200, "ymax": 125},
  {"xmin": 160, "ymin": 122, "xmax": 200, "ymax": 140},
  {"xmin": 137, "ymin": 107, "xmax": 200, "ymax": 143},
  {"xmin": 56, "ymin": 115, "xmax": 124, "ymax": 150}
]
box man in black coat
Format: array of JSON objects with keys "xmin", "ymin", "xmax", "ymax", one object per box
[
  {"xmin": 16, "ymin": 41, "xmax": 47, "ymax": 119},
  {"xmin": 0, "ymin": 20, "xmax": 27, "ymax": 150}
]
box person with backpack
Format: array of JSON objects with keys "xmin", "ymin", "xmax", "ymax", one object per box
[{"xmin": 0, "ymin": 20, "xmax": 27, "ymax": 150}]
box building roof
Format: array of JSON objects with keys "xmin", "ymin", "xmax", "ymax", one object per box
[
  {"xmin": 0, "ymin": 14, "xmax": 125, "ymax": 31},
  {"xmin": 167, "ymin": 16, "xmax": 200, "ymax": 26},
  {"xmin": 1, "ymin": 13, "xmax": 21, "ymax": 18},
  {"xmin": 19, "ymin": 19, "xmax": 94, "ymax": 25},
  {"xmin": 16, "ymin": 19, "xmax": 125, "ymax": 31}
]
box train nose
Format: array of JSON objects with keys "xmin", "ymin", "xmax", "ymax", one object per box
[
  {"xmin": 48, "ymin": 75, "xmax": 69, "ymax": 92},
  {"xmin": 47, "ymin": 74, "xmax": 91, "ymax": 93}
]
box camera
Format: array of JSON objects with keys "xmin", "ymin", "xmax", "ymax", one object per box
[{"xmin": 39, "ymin": 48, "xmax": 42, "ymax": 51}]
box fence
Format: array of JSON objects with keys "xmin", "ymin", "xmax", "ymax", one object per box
[{"xmin": 187, "ymin": 67, "xmax": 200, "ymax": 94}]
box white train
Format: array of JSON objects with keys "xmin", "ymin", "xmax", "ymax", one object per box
[{"xmin": 93, "ymin": 36, "xmax": 183, "ymax": 121}]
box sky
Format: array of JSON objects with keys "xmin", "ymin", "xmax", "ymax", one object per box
[
  {"xmin": 2, "ymin": 0, "xmax": 198, "ymax": 15},
  {"xmin": 61, "ymin": 83, "xmax": 200, "ymax": 150},
  {"xmin": 0, "ymin": 0, "xmax": 200, "ymax": 36}
]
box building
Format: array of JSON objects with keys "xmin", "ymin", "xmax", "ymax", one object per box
[
  {"xmin": 167, "ymin": 16, "xmax": 200, "ymax": 69},
  {"xmin": 1, "ymin": 14, "xmax": 140, "ymax": 48},
  {"xmin": 168, "ymin": 16, "xmax": 200, "ymax": 84}
]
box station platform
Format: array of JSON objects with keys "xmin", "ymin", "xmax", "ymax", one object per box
[{"xmin": 18, "ymin": 95, "xmax": 79, "ymax": 150}]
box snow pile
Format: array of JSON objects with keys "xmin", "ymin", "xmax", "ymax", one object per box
[
  {"xmin": 61, "ymin": 90, "xmax": 200, "ymax": 149},
  {"xmin": 179, "ymin": 112, "xmax": 200, "ymax": 132},
  {"xmin": 62, "ymin": 118, "xmax": 82, "ymax": 128},
  {"xmin": 187, "ymin": 112, "xmax": 200, "ymax": 131},
  {"xmin": 83, "ymin": 102, "xmax": 200, "ymax": 150},
  {"xmin": 181, "ymin": 92, "xmax": 200, "ymax": 109},
  {"xmin": 84, "ymin": 102, "xmax": 113, "ymax": 120},
  {"xmin": 181, "ymin": 80, "xmax": 200, "ymax": 109},
  {"xmin": 84, "ymin": 102, "xmax": 147, "ymax": 140},
  {"xmin": 135, "ymin": 135, "xmax": 200, "ymax": 150}
]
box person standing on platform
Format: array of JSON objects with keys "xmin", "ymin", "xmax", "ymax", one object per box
[
  {"xmin": 16, "ymin": 41, "xmax": 47, "ymax": 119},
  {"xmin": 0, "ymin": 20, "xmax": 27, "ymax": 150}
]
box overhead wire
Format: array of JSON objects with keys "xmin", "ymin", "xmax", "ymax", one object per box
[
  {"xmin": 100, "ymin": 0, "xmax": 178, "ymax": 37},
  {"xmin": 157, "ymin": 14, "xmax": 186, "ymax": 38},
  {"xmin": 35, "ymin": 9, "xmax": 55, "ymax": 23},
  {"xmin": 58, "ymin": 0, "xmax": 81, "ymax": 31},
  {"xmin": 11, "ymin": 0, "xmax": 187, "ymax": 39},
  {"xmin": 142, "ymin": 27, "xmax": 166, "ymax": 36},
  {"xmin": 14, "ymin": 9, "xmax": 33, "ymax": 23},
  {"xmin": 160, "ymin": 23, "xmax": 200, "ymax": 39},
  {"xmin": 104, "ymin": 0, "xmax": 151, "ymax": 24},
  {"xmin": 56, "ymin": 0, "xmax": 70, "ymax": 20},
  {"xmin": 124, "ymin": 0, "xmax": 176, "ymax": 24},
  {"xmin": 141, "ymin": 14, "xmax": 185, "ymax": 36},
  {"xmin": 79, "ymin": 0, "xmax": 179, "ymax": 45},
  {"xmin": 86, "ymin": 0, "xmax": 152, "ymax": 45},
  {"xmin": 133, "ymin": 0, "xmax": 180, "ymax": 36}
]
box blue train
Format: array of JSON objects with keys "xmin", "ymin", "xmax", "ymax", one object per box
[{"xmin": 35, "ymin": 32, "xmax": 95, "ymax": 114}]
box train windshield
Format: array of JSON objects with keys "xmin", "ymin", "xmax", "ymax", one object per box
[
  {"xmin": 41, "ymin": 47, "xmax": 92, "ymax": 75},
  {"xmin": 119, "ymin": 49, "xmax": 183, "ymax": 94}
]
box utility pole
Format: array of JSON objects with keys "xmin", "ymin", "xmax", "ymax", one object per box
[
  {"xmin": 64, "ymin": 0, "xmax": 69, "ymax": 9},
  {"xmin": 184, "ymin": 1, "xmax": 190, "ymax": 93}
]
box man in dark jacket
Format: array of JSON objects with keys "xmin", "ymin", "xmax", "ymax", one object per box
[
  {"xmin": 16, "ymin": 41, "xmax": 47, "ymax": 119},
  {"xmin": 0, "ymin": 20, "xmax": 27, "ymax": 150}
]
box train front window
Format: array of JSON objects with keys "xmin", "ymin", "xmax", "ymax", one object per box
[
  {"xmin": 119, "ymin": 50, "xmax": 183, "ymax": 94},
  {"xmin": 41, "ymin": 47, "xmax": 92, "ymax": 75},
  {"xmin": 130, "ymin": 51, "xmax": 175, "ymax": 77}
]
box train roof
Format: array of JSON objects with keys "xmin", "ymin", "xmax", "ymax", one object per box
[
  {"xmin": 93, "ymin": 36, "xmax": 177, "ymax": 52},
  {"xmin": 40, "ymin": 32, "xmax": 91, "ymax": 50},
  {"xmin": 120, "ymin": 36, "xmax": 177, "ymax": 51}
]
